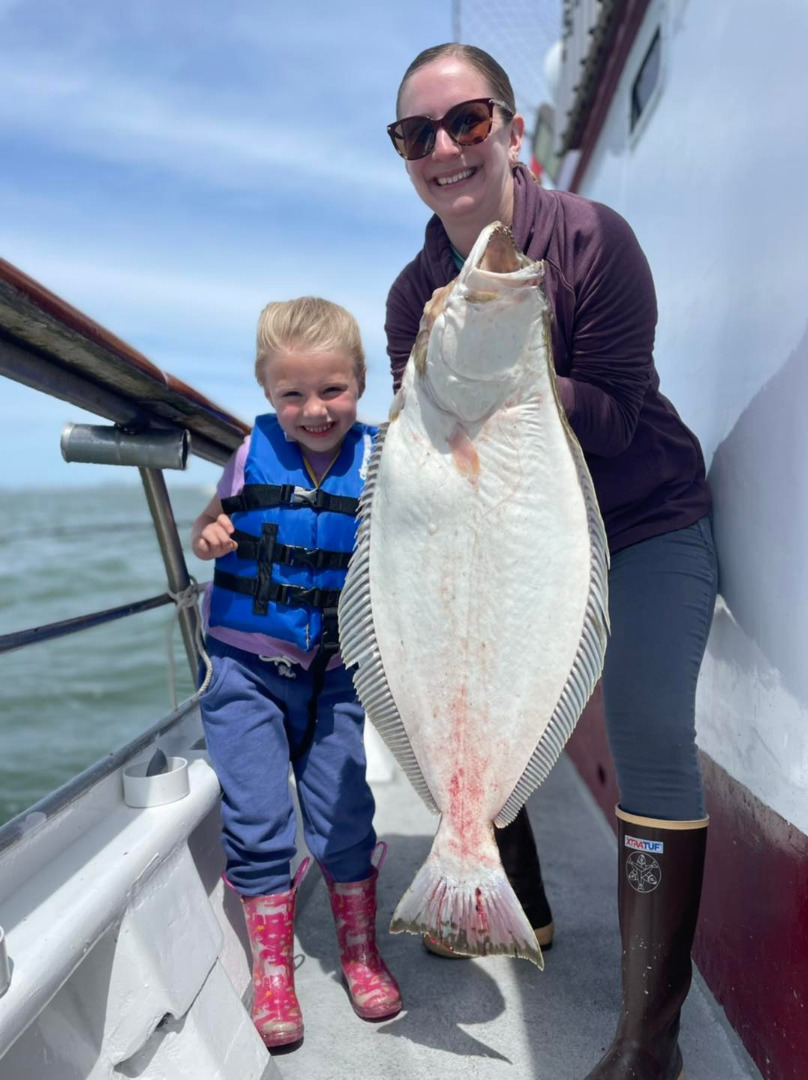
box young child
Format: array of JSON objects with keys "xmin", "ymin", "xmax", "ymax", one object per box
[{"xmin": 191, "ymin": 296, "xmax": 401, "ymax": 1049}]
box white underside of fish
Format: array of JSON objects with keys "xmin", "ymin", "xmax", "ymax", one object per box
[{"xmin": 339, "ymin": 223, "xmax": 609, "ymax": 966}]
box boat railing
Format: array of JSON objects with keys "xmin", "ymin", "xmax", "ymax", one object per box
[
  {"xmin": 0, "ymin": 583, "xmax": 203, "ymax": 656},
  {"xmin": 0, "ymin": 256, "xmax": 249, "ymax": 846},
  {"xmin": 0, "ymin": 695, "xmax": 201, "ymax": 859}
]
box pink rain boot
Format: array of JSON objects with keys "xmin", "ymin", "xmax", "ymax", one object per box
[
  {"xmin": 240, "ymin": 858, "xmax": 311, "ymax": 1048},
  {"xmin": 326, "ymin": 843, "xmax": 402, "ymax": 1020}
]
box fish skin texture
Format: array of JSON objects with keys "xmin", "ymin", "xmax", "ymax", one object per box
[{"xmin": 340, "ymin": 223, "xmax": 609, "ymax": 965}]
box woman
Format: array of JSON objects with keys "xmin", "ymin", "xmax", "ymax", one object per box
[{"xmin": 384, "ymin": 43, "xmax": 717, "ymax": 1080}]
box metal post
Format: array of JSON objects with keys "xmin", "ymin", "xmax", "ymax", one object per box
[{"xmin": 139, "ymin": 467, "xmax": 200, "ymax": 680}]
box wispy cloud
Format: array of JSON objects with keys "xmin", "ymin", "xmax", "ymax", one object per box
[
  {"xmin": 0, "ymin": 0, "xmax": 558, "ymax": 487},
  {"xmin": 0, "ymin": 60, "xmax": 411, "ymax": 199},
  {"xmin": 0, "ymin": 224, "xmax": 403, "ymax": 415}
]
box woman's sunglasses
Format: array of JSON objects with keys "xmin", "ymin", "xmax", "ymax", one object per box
[{"xmin": 386, "ymin": 97, "xmax": 512, "ymax": 162}]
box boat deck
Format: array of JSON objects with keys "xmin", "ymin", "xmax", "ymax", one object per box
[{"xmin": 275, "ymin": 751, "xmax": 761, "ymax": 1080}]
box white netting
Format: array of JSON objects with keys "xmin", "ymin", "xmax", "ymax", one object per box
[{"xmin": 452, "ymin": 0, "xmax": 562, "ymax": 122}]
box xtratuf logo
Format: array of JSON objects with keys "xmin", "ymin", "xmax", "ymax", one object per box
[{"xmin": 624, "ymin": 835, "xmax": 664, "ymax": 854}]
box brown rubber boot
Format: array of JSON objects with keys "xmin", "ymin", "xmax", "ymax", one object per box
[
  {"xmin": 583, "ymin": 809, "xmax": 709, "ymax": 1080},
  {"xmin": 423, "ymin": 805, "xmax": 554, "ymax": 957}
]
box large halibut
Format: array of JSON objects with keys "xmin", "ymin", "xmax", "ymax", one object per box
[{"xmin": 339, "ymin": 223, "xmax": 609, "ymax": 967}]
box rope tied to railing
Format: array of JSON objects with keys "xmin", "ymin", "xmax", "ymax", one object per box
[{"xmin": 166, "ymin": 578, "xmax": 213, "ymax": 710}]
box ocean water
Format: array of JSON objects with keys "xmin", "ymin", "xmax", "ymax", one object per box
[{"xmin": 0, "ymin": 484, "xmax": 213, "ymax": 826}]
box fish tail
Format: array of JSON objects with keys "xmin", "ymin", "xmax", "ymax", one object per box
[{"xmin": 389, "ymin": 826, "xmax": 544, "ymax": 969}]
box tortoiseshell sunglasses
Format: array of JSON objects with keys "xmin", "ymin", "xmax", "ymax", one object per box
[{"xmin": 386, "ymin": 97, "xmax": 512, "ymax": 161}]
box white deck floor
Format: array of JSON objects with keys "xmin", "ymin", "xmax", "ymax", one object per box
[{"xmin": 271, "ymin": 749, "xmax": 762, "ymax": 1080}]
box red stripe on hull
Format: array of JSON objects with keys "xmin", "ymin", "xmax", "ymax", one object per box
[{"xmin": 566, "ymin": 691, "xmax": 808, "ymax": 1080}]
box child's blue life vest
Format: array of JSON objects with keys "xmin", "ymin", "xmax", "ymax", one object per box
[{"xmin": 209, "ymin": 414, "xmax": 377, "ymax": 653}]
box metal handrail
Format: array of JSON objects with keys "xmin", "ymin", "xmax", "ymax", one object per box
[
  {"xmin": 0, "ymin": 258, "xmax": 250, "ymax": 462},
  {"xmin": 0, "ymin": 258, "xmax": 240, "ymax": 679},
  {"xmin": 0, "ymin": 583, "xmax": 205, "ymax": 656},
  {"xmin": 0, "ymin": 258, "xmax": 236, "ymax": 833}
]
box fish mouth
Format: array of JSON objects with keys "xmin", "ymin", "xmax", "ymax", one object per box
[
  {"xmin": 477, "ymin": 225, "xmax": 522, "ymax": 274},
  {"xmin": 423, "ymin": 223, "xmax": 544, "ymax": 401},
  {"xmin": 452, "ymin": 225, "xmax": 543, "ymax": 313},
  {"xmin": 450, "ymin": 224, "xmax": 542, "ymax": 313}
]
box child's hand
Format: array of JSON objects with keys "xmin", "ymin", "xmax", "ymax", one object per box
[{"xmin": 193, "ymin": 514, "xmax": 237, "ymax": 560}]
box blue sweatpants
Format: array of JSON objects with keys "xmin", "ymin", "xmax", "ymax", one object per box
[
  {"xmin": 601, "ymin": 515, "xmax": 719, "ymax": 821},
  {"xmin": 200, "ymin": 637, "xmax": 377, "ymax": 896}
]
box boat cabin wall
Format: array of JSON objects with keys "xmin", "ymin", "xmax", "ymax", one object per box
[
  {"xmin": 555, "ymin": 3, "xmax": 808, "ymax": 1077},
  {"xmin": 569, "ymin": 0, "xmax": 808, "ymax": 841}
]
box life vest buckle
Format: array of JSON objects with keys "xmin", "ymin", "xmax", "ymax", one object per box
[
  {"xmin": 311, "ymin": 547, "xmax": 332, "ymax": 569},
  {"xmin": 291, "ymin": 486, "xmax": 319, "ymax": 507},
  {"xmin": 306, "ymin": 587, "xmax": 325, "ymax": 608},
  {"xmin": 286, "ymin": 546, "xmax": 326, "ymax": 569},
  {"xmin": 320, "ymin": 607, "xmax": 341, "ymax": 655}
]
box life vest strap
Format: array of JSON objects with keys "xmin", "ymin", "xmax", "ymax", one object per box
[
  {"xmin": 230, "ymin": 529, "xmax": 352, "ymax": 570},
  {"xmin": 222, "ymin": 484, "xmax": 359, "ymax": 517},
  {"xmin": 319, "ymin": 606, "xmax": 340, "ymax": 655},
  {"xmin": 213, "ymin": 569, "xmax": 343, "ymax": 617},
  {"xmin": 289, "ymin": 606, "xmax": 340, "ymax": 762}
]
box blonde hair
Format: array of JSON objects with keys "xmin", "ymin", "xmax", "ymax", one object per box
[{"xmin": 255, "ymin": 296, "xmax": 366, "ymax": 393}]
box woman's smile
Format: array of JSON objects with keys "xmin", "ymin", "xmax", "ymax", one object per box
[{"xmin": 433, "ymin": 166, "xmax": 477, "ymax": 187}]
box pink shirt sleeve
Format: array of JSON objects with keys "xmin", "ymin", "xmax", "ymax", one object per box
[{"xmin": 216, "ymin": 436, "xmax": 251, "ymax": 499}]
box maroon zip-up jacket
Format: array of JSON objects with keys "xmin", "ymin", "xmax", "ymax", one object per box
[{"xmin": 385, "ymin": 165, "xmax": 711, "ymax": 553}]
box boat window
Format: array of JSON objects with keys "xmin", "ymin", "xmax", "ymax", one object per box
[{"xmin": 631, "ymin": 28, "xmax": 662, "ymax": 132}]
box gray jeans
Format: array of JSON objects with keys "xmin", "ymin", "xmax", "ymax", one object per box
[{"xmin": 601, "ymin": 515, "xmax": 718, "ymax": 821}]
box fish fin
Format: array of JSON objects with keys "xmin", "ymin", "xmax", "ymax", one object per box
[
  {"xmin": 495, "ymin": 425, "xmax": 610, "ymax": 827},
  {"xmin": 339, "ymin": 423, "xmax": 440, "ymax": 815},
  {"xmin": 390, "ymin": 823, "xmax": 544, "ymax": 968}
]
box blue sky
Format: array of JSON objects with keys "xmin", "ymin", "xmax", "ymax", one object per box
[{"xmin": 0, "ymin": 0, "xmax": 558, "ymax": 489}]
